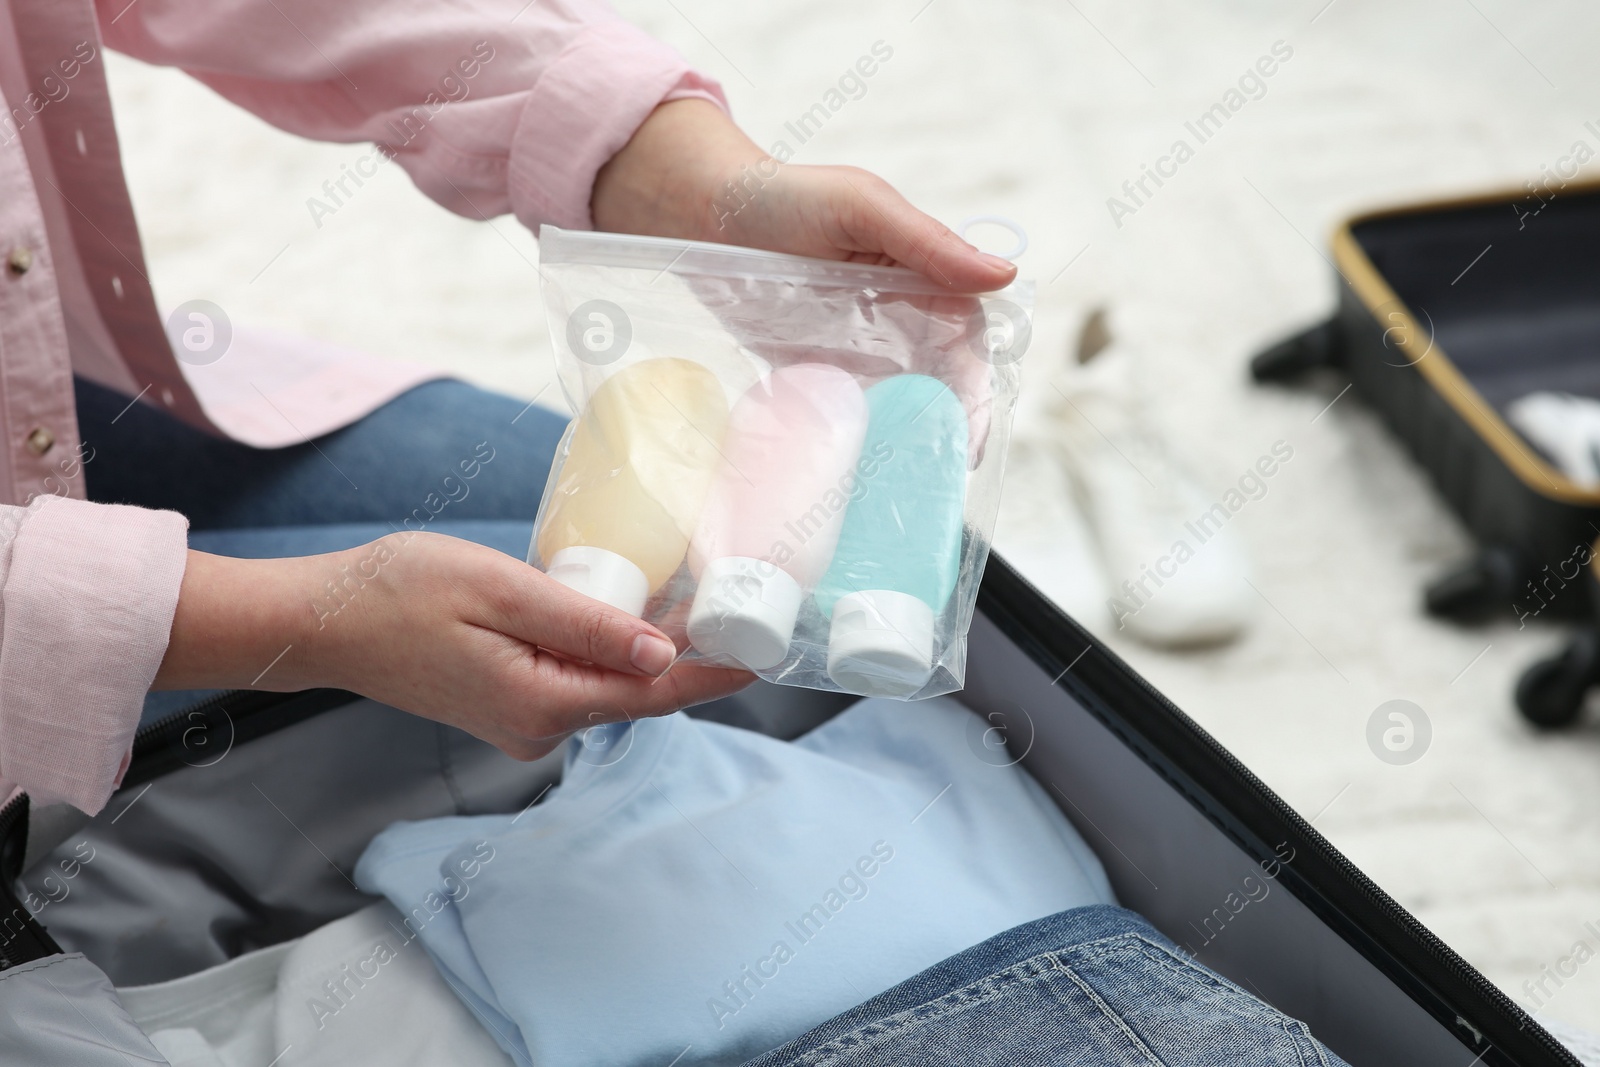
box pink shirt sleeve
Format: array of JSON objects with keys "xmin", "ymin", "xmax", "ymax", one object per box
[
  {"xmin": 0, "ymin": 498, "xmax": 188, "ymax": 815},
  {"xmin": 96, "ymin": 0, "xmax": 729, "ymax": 231},
  {"xmin": 6, "ymin": 0, "xmax": 726, "ymax": 814}
]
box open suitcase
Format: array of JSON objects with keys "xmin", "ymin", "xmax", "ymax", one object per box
[
  {"xmin": 0, "ymin": 555, "xmax": 1579, "ymax": 1065},
  {"xmin": 1250, "ymin": 180, "xmax": 1600, "ymax": 625}
]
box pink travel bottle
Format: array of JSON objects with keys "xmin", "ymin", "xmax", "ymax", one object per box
[{"xmin": 687, "ymin": 364, "xmax": 869, "ymax": 669}]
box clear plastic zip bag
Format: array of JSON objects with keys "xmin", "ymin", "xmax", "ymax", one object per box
[{"xmin": 529, "ymin": 225, "xmax": 1031, "ymax": 699}]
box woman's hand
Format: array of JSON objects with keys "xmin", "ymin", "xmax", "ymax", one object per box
[
  {"xmin": 592, "ymin": 99, "xmax": 1017, "ymax": 293},
  {"xmin": 155, "ymin": 533, "xmax": 753, "ymax": 761}
]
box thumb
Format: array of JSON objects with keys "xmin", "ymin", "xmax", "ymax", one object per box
[
  {"xmin": 491, "ymin": 564, "xmax": 680, "ymax": 678},
  {"xmin": 839, "ymin": 174, "xmax": 1017, "ymax": 293}
]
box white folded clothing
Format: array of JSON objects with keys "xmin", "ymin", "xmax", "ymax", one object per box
[
  {"xmin": 1506, "ymin": 391, "xmax": 1600, "ymax": 487},
  {"xmin": 117, "ymin": 902, "xmax": 514, "ymax": 1067}
]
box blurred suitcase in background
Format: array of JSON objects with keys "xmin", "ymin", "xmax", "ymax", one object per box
[
  {"xmin": 1516, "ymin": 535, "xmax": 1600, "ymax": 727},
  {"xmin": 1251, "ymin": 181, "xmax": 1600, "ymax": 627}
]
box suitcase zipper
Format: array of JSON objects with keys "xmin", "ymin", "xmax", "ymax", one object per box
[
  {"xmin": 123, "ymin": 687, "xmax": 356, "ymax": 790},
  {"xmin": 0, "ymin": 789, "xmax": 29, "ymax": 883},
  {"xmin": 0, "ymin": 791, "xmax": 62, "ymax": 968},
  {"xmin": 131, "ymin": 689, "xmax": 243, "ymax": 753}
]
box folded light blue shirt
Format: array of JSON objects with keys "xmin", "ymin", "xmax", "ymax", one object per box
[{"xmin": 354, "ymin": 696, "xmax": 1114, "ymax": 1067}]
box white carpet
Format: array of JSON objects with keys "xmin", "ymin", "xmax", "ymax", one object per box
[{"xmin": 107, "ymin": 0, "xmax": 1600, "ymax": 1031}]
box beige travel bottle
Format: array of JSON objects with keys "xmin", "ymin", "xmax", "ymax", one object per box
[{"xmin": 535, "ymin": 358, "xmax": 729, "ymax": 616}]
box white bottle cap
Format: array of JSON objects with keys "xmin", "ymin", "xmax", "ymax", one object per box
[
  {"xmin": 546, "ymin": 546, "xmax": 650, "ymax": 617},
  {"xmin": 687, "ymin": 556, "xmax": 803, "ymax": 670},
  {"xmin": 827, "ymin": 590, "xmax": 936, "ymax": 698}
]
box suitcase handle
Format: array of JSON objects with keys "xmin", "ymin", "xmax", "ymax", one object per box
[{"xmin": 1249, "ymin": 317, "xmax": 1344, "ymax": 382}]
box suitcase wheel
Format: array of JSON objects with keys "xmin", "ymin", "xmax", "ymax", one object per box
[
  {"xmin": 1423, "ymin": 547, "xmax": 1527, "ymax": 623},
  {"xmin": 1249, "ymin": 319, "xmax": 1343, "ymax": 382},
  {"xmin": 1515, "ymin": 629, "xmax": 1600, "ymax": 728}
]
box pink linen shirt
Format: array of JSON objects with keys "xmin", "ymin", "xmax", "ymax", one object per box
[{"xmin": 0, "ymin": 0, "xmax": 725, "ymax": 814}]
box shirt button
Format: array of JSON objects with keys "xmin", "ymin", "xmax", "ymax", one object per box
[
  {"xmin": 7, "ymin": 247, "xmax": 32, "ymax": 275},
  {"xmin": 24, "ymin": 427, "xmax": 54, "ymax": 456}
]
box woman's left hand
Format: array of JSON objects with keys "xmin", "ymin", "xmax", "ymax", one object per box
[{"xmin": 591, "ymin": 99, "xmax": 1016, "ymax": 294}]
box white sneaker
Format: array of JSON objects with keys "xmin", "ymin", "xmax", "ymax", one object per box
[
  {"xmin": 993, "ymin": 436, "xmax": 1110, "ymax": 628},
  {"xmin": 1048, "ymin": 330, "xmax": 1254, "ymax": 648}
]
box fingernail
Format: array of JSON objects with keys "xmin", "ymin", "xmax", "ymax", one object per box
[
  {"xmin": 979, "ymin": 253, "xmax": 1015, "ymax": 272},
  {"xmin": 630, "ymin": 633, "xmax": 676, "ymax": 676}
]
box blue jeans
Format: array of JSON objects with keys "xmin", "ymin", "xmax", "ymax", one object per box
[
  {"xmin": 75, "ymin": 376, "xmax": 569, "ymax": 720},
  {"xmin": 75, "ymin": 376, "xmax": 566, "ymax": 549},
  {"xmin": 77, "ymin": 374, "xmax": 566, "ymax": 559},
  {"xmin": 741, "ymin": 905, "xmax": 1348, "ymax": 1067}
]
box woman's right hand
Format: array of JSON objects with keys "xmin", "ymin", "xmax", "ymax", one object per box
[{"xmin": 155, "ymin": 532, "xmax": 753, "ymax": 760}]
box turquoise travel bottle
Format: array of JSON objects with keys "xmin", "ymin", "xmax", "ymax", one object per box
[{"xmin": 814, "ymin": 374, "xmax": 969, "ymax": 697}]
